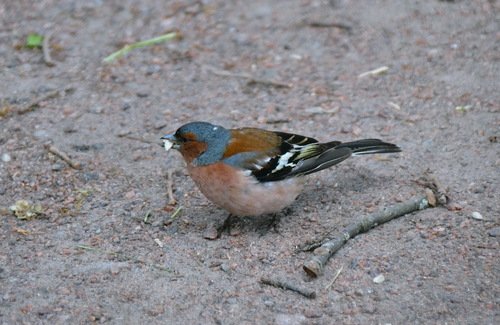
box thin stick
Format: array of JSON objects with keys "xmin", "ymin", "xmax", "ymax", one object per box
[
  {"xmin": 163, "ymin": 206, "xmax": 183, "ymax": 227},
  {"xmin": 166, "ymin": 169, "xmax": 177, "ymax": 205},
  {"xmin": 42, "ymin": 32, "xmax": 55, "ymax": 67},
  {"xmin": 358, "ymin": 66, "xmax": 389, "ymax": 78},
  {"xmin": 260, "ymin": 276, "xmax": 316, "ymax": 299},
  {"xmin": 325, "ymin": 265, "xmax": 343, "ymax": 290},
  {"xmin": 169, "ymin": 206, "xmax": 182, "ymax": 219},
  {"xmin": 117, "ymin": 134, "xmax": 157, "ymax": 144},
  {"xmin": 103, "ymin": 32, "xmax": 178, "ymax": 63},
  {"xmin": 303, "ymin": 196, "xmax": 429, "ymax": 277},
  {"xmin": 204, "ymin": 65, "xmax": 291, "ymax": 89},
  {"xmin": 306, "ymin": 21, "xmax": 352, "ymax": 32},
  {"xmin": 75, "ymin": 245, "xmax": 174, "ymax": 273},
  {"xmin": 17, "ymin": 87, "xmax": 74, "ymax": 115},
  {"xmin": 45, "ymin": 144, "xmax": 82, "ymax": 170}
]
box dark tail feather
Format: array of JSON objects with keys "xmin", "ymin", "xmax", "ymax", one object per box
[{"xmin": 333, "ymin": 139, "xmax": 401, "ymax": 156}]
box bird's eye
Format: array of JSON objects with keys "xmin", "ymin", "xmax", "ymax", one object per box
[
  {"xmin": 175, "ymin": 131, "xmax": 187, "ymax": 142},
  {"xmin": 177, "ymin": 131, "xmax": 197, "ymax": 142}
]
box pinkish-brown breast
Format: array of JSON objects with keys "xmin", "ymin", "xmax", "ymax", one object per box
[{"xmin": 186, "ymin": 162, "xmax": 304, "ymax": 216}]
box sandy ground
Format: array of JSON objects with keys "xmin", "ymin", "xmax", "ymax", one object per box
[{"xmin": 1, "ymin": 0, "xmax": 499, "ymax": 324}]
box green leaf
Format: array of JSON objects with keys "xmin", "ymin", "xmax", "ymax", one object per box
[{"xmin": 26, "ymin": 33, "xmax": 44, "ymax": 48}]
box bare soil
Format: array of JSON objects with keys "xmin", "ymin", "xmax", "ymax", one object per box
[{"xmin": 1, "ymin": 0, "xmax": 498, "ymax": 324}]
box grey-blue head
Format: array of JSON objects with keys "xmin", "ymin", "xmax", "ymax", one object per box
[{"xmin": 161, "ymin": 122, "xmax": 231, "ymax": 166}]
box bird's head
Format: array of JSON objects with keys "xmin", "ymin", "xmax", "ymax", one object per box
[{"xmin": 161, "ymin": 121, "xmax": 231, "ymax": 165}]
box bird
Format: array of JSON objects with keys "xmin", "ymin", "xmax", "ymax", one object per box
[{"xmin": 162, "ymin": 121, "xmax": 401, "ymax": 217}]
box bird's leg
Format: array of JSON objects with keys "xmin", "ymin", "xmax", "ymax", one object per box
[
  {"xmin": 220, "ymin": 213, "xmax": 234, "ymax": 235},
  {"xmin": 257, "ymin": 213, "xmax": 282, "ymax": 236},
  {"xmin": 203, "ymin": 213, "xmax": 235, "ymax": 240}
]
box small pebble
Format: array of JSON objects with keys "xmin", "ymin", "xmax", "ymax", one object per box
[
  {"xmin": 487, "ymin": 227, "xmax": 500, "ymax": 237},
  {"xmin": 471, "ymin": 211, "xmax": 484, "ymax": 220},
  {"xmin": 33, "ymin": 130, "xmax": 49, "ymax": 139},
  {"xmin": 81, "ymin": 172, "xmax": 99, "ymax": 182},
  {"xmin": 263, "ymin": 298, "xmax": 274, "ymax": 307},
  {"xmin": 89, "ymin": 106, "xmax": 104, "ymax": 114},
  {"xmin": 1, "ymin": 153, "xmax": 11, "ymax": 162},
  {"xmin": 220, "ymin": 263, "xmax": 230, "ymax": 273},
  {"xmin": 51, "ymin": 163, "xmax": 64, "ymax": 171},
  {"xmin": 373, "ymin": 274, "xmax": 385, "ymax": 284}
]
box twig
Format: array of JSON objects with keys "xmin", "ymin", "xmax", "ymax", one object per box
[
  {"xmin": 305, "ymin": 21, "xmax": 352, "ymax": 32},
  {"xmin": 303, "ymin": 196, "xmax": 430, "ymax": 277},
  {"xmin": 165, "ymin": 0, "xmax": 203, "ymax": 18},
  {"xmin": 325, "ymin": 265, "xmax": 343, "ymax": 290},
  {"xmin": 103, "ymin": 32, "xmax": 179, "ymax": 63},
  {"xmin": 163, "ymin": 206, "xmax": 183, "ymax": 227},
  {"xmin": 170, "ymin": 206, "xmax": 182, "ymax": 219},
  {"xmin": 358, "ymin": 66, "xmax": 389, "ymax": 78},
  {"xmin": 42, "ymin": 32, "xmax": 55, "ymax": 67},
  {"xmin": 117, "ymin": 134, "xmax": 157, "ymax": 144},
  {"xmin": 415, "ymin": 172, "xmax": 448, "ymax": 206},
  {"xmin": 260, "ymin": 276, "xmax": 316, "ymax": 299},
  {"xmin": 166, "ymin": 169, "xmax": 177, "ymax": 205},
  {"xmin": 75, "ymin": 245, "xmax": 175, "ymax": 273},
  {"xmin": 17, "ymin": 87, "xmax": 74, "ymax": 115},
  {"xmin": 204, "ymin": 65, "xmax": 291, "ymax": 89},
  {"xmin": 143, "ymin": 210, "xmax": 152, "ymax": 224},
  {"xmin": 45, "ymin": 144, "xmax": 82, "ymax": 170}
]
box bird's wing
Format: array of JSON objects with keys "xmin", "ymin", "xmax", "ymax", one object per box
[{"xmin": 223, "ymin": 128, "xmax": 349, "ymax": 182}]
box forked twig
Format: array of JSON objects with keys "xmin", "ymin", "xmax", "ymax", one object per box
[{"xmin": 303, "ymin": 196, "xmax": 430, "ymax": 277}]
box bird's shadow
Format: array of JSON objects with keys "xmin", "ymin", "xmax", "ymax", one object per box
[
  {"xmin": 201, "ymin": 165, "xmax": 396, "ymax": 239},
  {"xmin": 204, "ymin": 208, "xmax": 293, "ymax": 239}
]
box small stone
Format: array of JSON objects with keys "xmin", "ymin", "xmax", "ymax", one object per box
[
  {"xmin": 81, "ymin": 172, "xmax": 99, "ymax": 182},
  {"xmin": 51, "ymin": 163, "xmax": 64, "ymax": 171},
  {"xmin": 220, "ymin": 263, "xmax": 230, "ymax": 273},
  {"xmin": 89, "ymin": 106, "xmax": 104, "ymax": 114},
  {"xmin": 487, "ymin": 227, "xmax": 500, "ymax": 237},
  {"xmin": 91, "ymin": 143, "xmax": 104, "ymax": 151},
  {"xmin": 203, "ymin": 224, "xmax": 219, "ymax": 240},
  {"xmin": 373, "ymin": 274, "xmax": 385, "ymax": 284},
  {"xmin": 72, "ymin": 144, "xmax": 91, "ymax": 152},
  {"xmin": 1, "ymin": 153, "xmax": 11, "ymax": 162},
  {"xmin": 33, "ymin": 130, "xmax": 49, "ymax": 139},
  {"xmin": 263, "ymin": 298, "xmax": 274, "ymax": 307},
  {"xmin": 362, "ymin": 303, "xmax": 377, "ymax": 314},
  {"xmin": 124, "ymin": 191, "xmax": 136, "ymax": 200},
  {"xmin": 471, "ymin": 211, "xmax": 484, "ymax": 220}
]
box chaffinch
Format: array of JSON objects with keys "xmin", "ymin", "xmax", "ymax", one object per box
[{"xmin": 162, "ymin": 121, "xmax": 401, "ymax": 217}]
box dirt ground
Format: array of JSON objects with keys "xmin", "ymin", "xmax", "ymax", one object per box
[{"xmin": 1, "ymin": 0, "xmax": 499, "ymax": 324}]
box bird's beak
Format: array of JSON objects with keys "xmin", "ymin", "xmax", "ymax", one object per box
[{"xmin": 161, "ymin": 133, "xmax": 180, "ymax": 151}]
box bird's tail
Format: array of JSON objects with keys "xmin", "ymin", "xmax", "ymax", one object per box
[{"xmin": 332, "ymin": 139, "xmax": 401, "ymax": 156}]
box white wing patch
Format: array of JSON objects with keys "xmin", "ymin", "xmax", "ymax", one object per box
[{"xmin": 271, "ymin": 151, "xmax": 296, "ymax": 173}]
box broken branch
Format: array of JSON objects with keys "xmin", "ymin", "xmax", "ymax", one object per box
[
  {"xmin": 45, "ymin": 144, "xmax": 82, "ymax": 170},
  {"xmin": 303, "ymin": 196, "xmax": 430, "ymax": 277},
  {"xmin": 17, "ymin": 87, "xmax": 74, "ymax": 115},
  {"xmin": 260, "ymin": 276, "xmax": 316, "ymax": 299}
]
